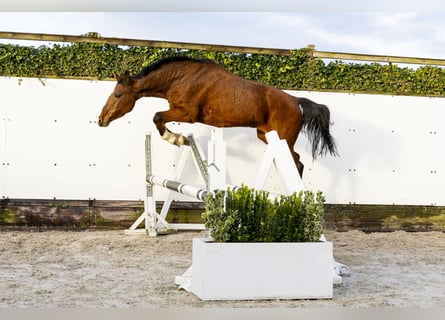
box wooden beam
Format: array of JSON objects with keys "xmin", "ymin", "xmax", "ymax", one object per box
[
  {"xmin": 0, "ymin": 31, "xmax": 291, "ymax": 56},
  {"xmin": 1, "ymin": 198, "xmax": 445, "ymax": 232},
  {"xmin": 312, "ymin": 50, "xmax": 445, "ymax": 67},
  {"xmin": 1, "ymin": 31, "xmax": 444, "ymax": 66}
]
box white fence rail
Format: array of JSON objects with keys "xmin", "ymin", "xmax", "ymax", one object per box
[{"xmin": 1, "ymin": 77, "xmax": 444, "ymax": 205}]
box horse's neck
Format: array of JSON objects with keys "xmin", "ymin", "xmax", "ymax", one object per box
[
  {"xmin": 133, "ymin": 77, "xmax": 165, "ymax": 99},
  {"xmin": 134, "ymin": 67, "xmax": 181, "ymax": 99}
]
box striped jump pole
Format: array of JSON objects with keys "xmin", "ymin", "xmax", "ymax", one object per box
[
  {"xmin": 147, "ymin": 175, "xmax": 209, "ymax": 201},
  {"xmin": 144, "ymin": 175, "xmax": 241, "ymax": 234},
  {"xmin": 146, "ymin": 175, "xmax": 241, "ymax": 201}
]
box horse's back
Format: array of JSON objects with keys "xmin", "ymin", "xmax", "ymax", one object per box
[{"xmin": 168, "ymin": 59, "xmax": 300, "ymax": 127}]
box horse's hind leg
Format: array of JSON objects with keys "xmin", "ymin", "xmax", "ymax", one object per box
[
  {"xmin": 257, "ymin": 129, "xmax": 304, "ymax": 177},
  {"xmin": 292, "ymin": 151, "xmax": 304, "ymax": 177},
  {"xmin": 285, "ymin": 137, "xmax": 304, "ymax": 177}
]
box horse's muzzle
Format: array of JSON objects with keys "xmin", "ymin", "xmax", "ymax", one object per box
[{"xmin": 97, "ymin": 118, "xmax": 109, "ymax": 127}]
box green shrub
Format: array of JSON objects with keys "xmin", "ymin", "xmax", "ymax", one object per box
[{"xmin": 203, "ymin": 185, "xmax": 325, "ymax": 242}]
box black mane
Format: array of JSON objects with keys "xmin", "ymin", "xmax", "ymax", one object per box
[{"xmin": 134, "ymin": 56, "xmax": 213, "ymax": 78}]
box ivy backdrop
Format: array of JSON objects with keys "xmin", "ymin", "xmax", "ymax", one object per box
[{"xmin": 0, "ymin": 42, "xmax": 444, "ymax": 96}]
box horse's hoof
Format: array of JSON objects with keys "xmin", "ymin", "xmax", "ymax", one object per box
[{"xmin": 182, "ymin": 136, "xmax": 190, "ymax": 146}]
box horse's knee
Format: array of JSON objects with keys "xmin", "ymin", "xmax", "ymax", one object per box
[
  {"xmin": 153, "ymin": 112, "xmax": 162, "ymax": 125},
  {"xmin": 153, "ymin": 113, "xmax": 166, "ymax": 135}
]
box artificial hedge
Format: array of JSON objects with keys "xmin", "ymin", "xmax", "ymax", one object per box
[
  {"xmin": 203, "ymin": 185, "xmax": 325, "ymax": 242},
  {"xmin": 0, "ymin": 42, "xmax": 444, "ymax": 96}
]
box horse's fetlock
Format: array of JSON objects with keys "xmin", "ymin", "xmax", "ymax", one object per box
[
  {"xmin": 162, "ymin": 131, "xmax": 179, "ymax": 145},
  {"xmin": 176, "ymin": 134, "xmax": 185, "ymax": 146}
]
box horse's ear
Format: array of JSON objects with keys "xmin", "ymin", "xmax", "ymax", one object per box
[
  {"xmin": 123, "ymin": 71, "xmax": 131, "ymax": 84},
  {"xmin": 114, "ymin": 71, "xmax": 132, "ymax": 84}
]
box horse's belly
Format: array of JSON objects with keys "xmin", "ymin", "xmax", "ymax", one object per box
[{"xmin": 201, "ymin": 105, "xmax": 258, "ymax": 128}]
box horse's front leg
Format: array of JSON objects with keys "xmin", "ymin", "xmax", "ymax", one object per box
[{"xmin": 153, "ymin": 110, "xmax": 190, "ymax": 146}]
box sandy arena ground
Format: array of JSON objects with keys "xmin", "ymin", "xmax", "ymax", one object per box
[{"xmin": 0, "ymin": 229, "xmax": 444, "ymax": 308}]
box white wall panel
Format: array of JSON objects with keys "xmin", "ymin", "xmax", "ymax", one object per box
[
  {"xmin": 296, "ymin": 92, "xmax": 445, "ymax": 205},
  {"xmin": 1, "ymin": 77, "xmax": 444, "ymax": 205}
]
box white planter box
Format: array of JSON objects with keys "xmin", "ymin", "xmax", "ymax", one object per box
[{"xmin": 191, "ymin": 238, "xmax": 333, "ymax": 300}]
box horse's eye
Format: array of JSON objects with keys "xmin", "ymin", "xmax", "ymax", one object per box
[{"xmin": 115, "ymin": 92, "xmax": 123, "ymax": 98}]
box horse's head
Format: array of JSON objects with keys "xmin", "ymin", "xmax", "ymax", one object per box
[{"xmin": 98, "ymin": 71, "xmax": 137, "ymax": 127}]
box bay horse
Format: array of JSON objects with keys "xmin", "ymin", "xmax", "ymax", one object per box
[{"xmin": 98, "ymin": 56, "xmax": 338, "ymax": 177}]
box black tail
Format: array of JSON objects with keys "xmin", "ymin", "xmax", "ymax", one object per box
[{"xmin": 299, "ymin": 97, "xmax": 338, "ymax": 159}]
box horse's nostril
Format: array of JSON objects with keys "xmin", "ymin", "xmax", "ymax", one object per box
[
  {"xmin": 98, "ymin": 118, "xmax": 107, "ymax": 127},
  {"xmin": 98, "ymin": 117, "xmax": 110, "ymax": 127}
]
